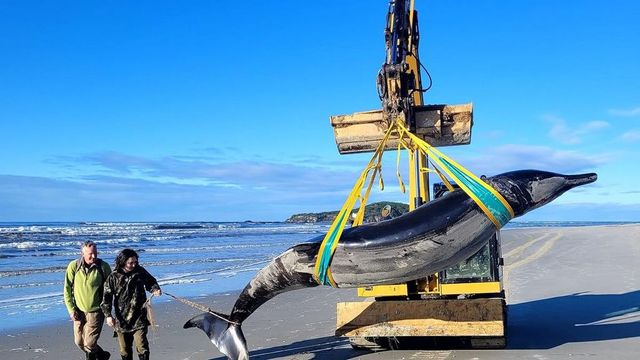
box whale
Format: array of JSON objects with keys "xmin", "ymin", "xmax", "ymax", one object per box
[{"xmin": 184, "ymin": 169, "xmax": 597, "ymax": 360}]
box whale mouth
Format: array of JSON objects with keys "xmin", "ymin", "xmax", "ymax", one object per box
[{"xmin": 565, "ymin": 173, "xmax": 598, "ymax": 187}]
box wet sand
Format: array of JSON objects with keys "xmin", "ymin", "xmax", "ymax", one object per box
[{"xmin": 1, "ymin": 225, "xmax": 639, "ymax": 360}]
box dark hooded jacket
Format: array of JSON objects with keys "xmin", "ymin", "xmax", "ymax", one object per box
[{"xmin": 101, "ymin": 265, "xmax": 160, "ymax": 332}]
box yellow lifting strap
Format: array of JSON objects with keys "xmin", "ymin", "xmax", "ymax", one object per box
[
  {"xmin": 394, "ymin": 119, "xmax": 514, "ymax": 228},
  {"xmin": 313, "ymin": 118, "xmax": 515, "ymax": 287},
  {"xmin": 313, "ymin": 123, "xmax": 395, "ymax": 287}
]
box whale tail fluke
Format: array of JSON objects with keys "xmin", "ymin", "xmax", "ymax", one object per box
[{"xmin": 184, "ymin": 313, "xmax": 248, "ymax": 360}]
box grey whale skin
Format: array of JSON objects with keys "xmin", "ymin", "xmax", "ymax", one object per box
[{"xmin": 184, "ymin": 169, "xmax": 597, "ymax": 360}]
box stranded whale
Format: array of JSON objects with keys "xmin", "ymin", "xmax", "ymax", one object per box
[{"xmin": 185, "ymin": 169, "xmax": 597, "ymax": 360}]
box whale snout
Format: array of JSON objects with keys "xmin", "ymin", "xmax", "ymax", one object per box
[
  {"xmin": 490, "ymin": 169, "xmax": 598, "ymax": 217},
  {"xmin": 564, "ymin": 173, "xmax": 597, "ymax": 188}
]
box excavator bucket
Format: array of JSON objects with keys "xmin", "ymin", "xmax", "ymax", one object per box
[{"xmin": 330, "ymin": 103, "xmax": 473, "ymax": 154}]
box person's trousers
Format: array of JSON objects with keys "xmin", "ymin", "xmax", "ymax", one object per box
[
  {"xmin": 117, "ymin": 327, "xmax": 149, "ymax": 359},
  {"xmin": 73, "ymin": 311, "xmax": 105, "ymax": 354}
]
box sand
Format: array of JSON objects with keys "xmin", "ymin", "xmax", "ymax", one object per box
[{"xmin": 1, "ymin": 225, "xmax": 639, "ymax": 360}]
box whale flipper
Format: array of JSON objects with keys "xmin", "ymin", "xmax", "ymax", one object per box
[{"xmin": 184, "ymin": 313, "xmax": 248, "ymax": 360}]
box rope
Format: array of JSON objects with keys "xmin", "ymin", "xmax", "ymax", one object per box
[
  {"xmin": 313, "ymin": 121, "xmax": 396, "ymax": 287},
  {"xmin": 394, "ymin": 119, "xmax": 514, "ymax": 228},
  {"xmin": 144, "ymin": 295, "xmax": 158, "ymax": 328},
  {"xmin": 164, "ymin": 292, "xmax": 240, "ymax": 326},
  {"xmin": 143, "ymin": 294, "xmax": 158, "ymax": 344}
]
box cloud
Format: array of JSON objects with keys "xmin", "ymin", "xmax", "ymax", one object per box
[
  {"xmin": 4, "ymin": 172, "xmax": 635, "ymax": 222},
  {"xmin": 82, "ymin": 152, "xmax": 157, "ymax": 174},
  {"xmin": 65, "ymin": 151, "xmax": 358, "ymax": 192},
  {"xmin": 52, "ymin": 146, "xmax": 516, "ymax": 202},
  {"xmin": 544, "ymin": 115, "xmax": 610, "ymax": 144},
  {"xmin": 0, "ymin": 142, "xmax": 615, "ymax": 222},
  {"xmin": 621, "ymin": 130, "xmax": 640, "ymax": 142},
  {"xmin": 455, "ymin": 144, "xmax": 609, "ymax": 176},
  {"xmin": 609, "ymin": 107, "xmax": 640, "ymax": 117},
  {"xmin": 0, "ymin": 172, "xmax": 356, "ymax": 221},
  {"xmin": 199, "ymin": 146, "xmax": 236, "ymax": 155},
  {"xmin": 0, "ymin": 150, "xmax": 372, "ymax": 221}
]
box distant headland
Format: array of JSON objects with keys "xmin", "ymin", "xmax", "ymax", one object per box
[{"xmin": 285, "ymin": 201, "xmax": 409, "ymax": 223}]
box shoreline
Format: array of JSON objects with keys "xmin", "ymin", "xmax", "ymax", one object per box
[
  {"xmin": 6, "ymin": 221, "xmax": 640, "ymax": 334},
  {"xmin": 3, "ymin": 222, "xmax": 635, "ymax": 333},
  {"xmin": 0, "ymin": 290, "xmax": 241, "ymax": 335}
]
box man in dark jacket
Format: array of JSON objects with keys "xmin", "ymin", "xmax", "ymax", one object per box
[{"xmin": 101, "ymin": 249, "xmax": 161, "ymax": 360}]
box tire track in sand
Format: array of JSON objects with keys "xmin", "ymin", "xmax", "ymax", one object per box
[{"xmin": 503, "ymin": 232, "xmax": 561, "ymax": 297}]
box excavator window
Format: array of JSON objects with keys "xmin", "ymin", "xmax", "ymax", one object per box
[{"xmin": 433, "ymin": 182, "xmax": 502, "ymax": 284}]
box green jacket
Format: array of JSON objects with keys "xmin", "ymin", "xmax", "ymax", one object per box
[{"xmin": 63, "ymin": 258, "xmax": 112, "ymax": 314}]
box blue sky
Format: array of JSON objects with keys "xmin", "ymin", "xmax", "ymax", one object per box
[{"xmin": 1, "ymin": 1, "xmax": 639, "ymax": 222}]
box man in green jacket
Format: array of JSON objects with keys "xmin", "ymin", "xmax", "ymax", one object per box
[{"xmin": 64, "ymin": 241, "xmax": 112, "ymax": 360}]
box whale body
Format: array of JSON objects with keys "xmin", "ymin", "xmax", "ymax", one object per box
[{"xmin": 185, "ymin": 169, "xmax": 597, "ymax": 360}]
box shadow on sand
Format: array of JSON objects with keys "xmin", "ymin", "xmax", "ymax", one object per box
[
  {"xmin": 210, "ymin": 290, "xmax": 640, "ymax": 358},
  {"xmin": 507, "ymin": 289, "xmax": 640, "ymax": 349},
  {"xmin": 209, "ymin": 336, "xmax": 364, "ymax": 360}
]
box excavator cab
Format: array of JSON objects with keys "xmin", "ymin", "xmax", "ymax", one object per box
[
  {"xmin": 440, "ymin": 235, "xmax": 502, "ymax": 286},
  {"xmin": 434, "ymin": 182, "xmax": 504, "ymax": 297},
  {"xmin": 336, "ymin": 183, "xmax": 507, "ymax": 350}
]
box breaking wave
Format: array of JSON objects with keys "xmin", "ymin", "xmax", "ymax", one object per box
[{"xmin": 0, "ymin": 221, "xmax": 327, "ymax": 331}]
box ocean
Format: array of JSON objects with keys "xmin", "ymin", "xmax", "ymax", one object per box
[
  {"xmin": 0, "ymin": 221, "xmax": 328, "ymax": 332},
  {"xmin": 0, "ymin": 220, "xmax": 634, "ymax": 331}
]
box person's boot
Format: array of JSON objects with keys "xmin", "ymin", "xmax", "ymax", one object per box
[
  {"xmin": 120, "ymin": 354, "xmax": 133, "ymax": 360},
  {"xmin": 137, "ymin": 352, "xmax": 149, "ymax": 360},
  {"xmin": 97, "ymin": 350, "xmax": 111, "ymax": 360}
]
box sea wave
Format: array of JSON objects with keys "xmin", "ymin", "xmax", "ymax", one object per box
[
  {"xmin": 0, "ymin": 236, "xmax": 144, "ymax": 250},
  {"xmin": 144, "ymin": 257, "xmax": 257, "ymax": 267},
  {"xmin": 154, "ymin": 224, "xmax": 205, "ymax": 230},
  {"xmin": 142, "ymin": 242, "xmax": 292, "ymax": 253},
  {"xmin": 156, "ymin": 259, "xmax": 269, "ymax": 283},
  {"xmin": 217, "ymin": 267, "xmax": 263, "ymax": 278},
  {"xmin": 505, "ymin": 221, "xmax": 639, "ymax": 229},
  {"xmin": 0, "ymin": 281, "xmax": 59, "ymax": 290},
  {"xmin": 0, "ymin": 221, "xmax": 327, "ymax": 331},
  {"xmin": 0, "ymin": 265, "xmax": 67, "ymax": 278},
  {"xmin": 0, "ymin": 254, "xmax": 271, "ymax": 278},
  {"xmin": 158, "ymin": 278, "xmax": 210, "ymax": 286},
  {"xmin": 0, "ymin": 291, "xmax": 61, "ymax": 305},
  {"xmin": 0, "ymin": 240, "xmax": 81, "ymax": 250}
]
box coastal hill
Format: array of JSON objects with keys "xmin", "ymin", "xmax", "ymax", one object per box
[{"xmin": 286, "ymin": 201, "xmax": 409, "ymax": 223}]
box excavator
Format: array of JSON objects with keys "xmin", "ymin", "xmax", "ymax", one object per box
[{"xmin": 329, "ymin": 0, "xmax": 506, "ymax": 349}]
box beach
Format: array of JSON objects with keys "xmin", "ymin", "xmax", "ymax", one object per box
[{"xmin": 1, "ymin": 224, "xmax": 639, "ymax": 360}]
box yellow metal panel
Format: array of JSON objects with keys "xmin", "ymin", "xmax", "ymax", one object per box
[
  {"xmin": 440, "ymin": 281, "xmax": 502, "ymax": 296},
  {"xmin": 329, "ymin": 104, "xmax": 473, "ymax": 154},
  {"xmin": 416, "ymin": 274, "xmax": 440, "ymax": 294},
  {"xmin": 408, "ymin": 150, "xmax": 417, "ymax": 210},
  {"xmin": 408, "ymin": 150, "xmax": 428, "ymax": 208},
  {"xmin": 405, "ymin": 53, "xmax": 423, "ymax": 107},
  {"xmin": 357, "ymin": 284, "xmax": 408, "ymax": 297},
  {"xmin": 336, "ymin": 298, "xmax": 505, "ymax": 337}
]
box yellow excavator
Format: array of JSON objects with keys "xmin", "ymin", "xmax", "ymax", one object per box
[{"xmin": 329, "ymin": 0, "xmax": 506, "ymax": 349}]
